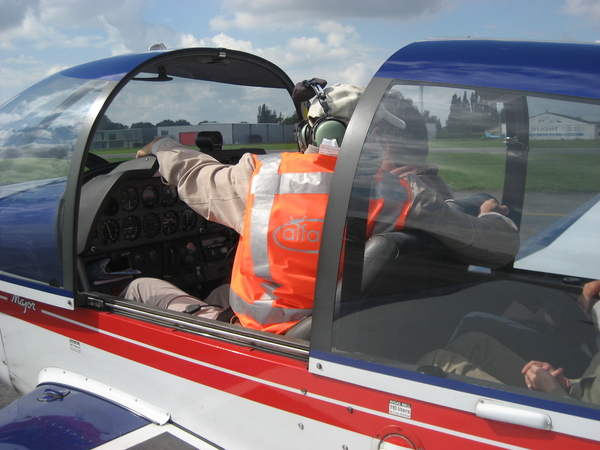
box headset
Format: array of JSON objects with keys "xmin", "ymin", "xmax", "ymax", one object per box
[{"xmin": 295, "ymin": 79, "xmax": 348, "ymax": 152}]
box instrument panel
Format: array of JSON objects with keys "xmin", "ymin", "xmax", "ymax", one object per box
[
  {"xmin": 92, "ymin": 180, "xmax": 201, "ymax": 249},
  {"xmin": 79, "ymin": 160, "xmax": 236, "ymax": 297},
  {"xmin": 91, "ymin": 180, "xmax": 199, "ymax": 249}
]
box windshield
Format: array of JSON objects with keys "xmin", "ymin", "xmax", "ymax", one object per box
[
  {"xmin": 89, "ymin": 75, "xmax": 297, "ymax": 165},
  {"xmin": 0, "ymin": 73, "xmax": 110, "ymax": 286}
]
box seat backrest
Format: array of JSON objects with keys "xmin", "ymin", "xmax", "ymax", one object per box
[
  {"xmin": 361, "ymin": 230, "xmax": 468, "ymax": 298},
  {"xmin": 284, "ymin": 315, "xmax": 312, "ymax": 340}
]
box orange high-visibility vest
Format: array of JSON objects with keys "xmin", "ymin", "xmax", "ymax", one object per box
[
  {"xmin": 230, "ymin": 152, "xmax": 338, "ymax": 334},
  {"xmin": 367, "ymin": 169, "xmax": 412, "ymax": 236}
]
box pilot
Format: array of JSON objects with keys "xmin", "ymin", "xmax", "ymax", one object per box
[
  {"xmin": 364, "ymin": 90, "xmax": 519, "ymax": 268},
  {"xmin": 124, "ymin": 81, "xmax": 519, "ymax": 334},
  {"xmin": 126, "ymin": 80, "xmax": 365, "ymax": 333}
]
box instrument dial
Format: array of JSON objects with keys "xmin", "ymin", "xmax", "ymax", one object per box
[
  {"xmin": 161, "ymin": 184, "xmax": 178, "ymax": 207},
  {"xmin": 162, "ymin": 210, "xmax": 179, "ymax": 235},
  {"xmin": 100, "ymin": 219, "xmax": 120, "ymax": 244},
  {"xmin": 142, "ymin": 184, "xmax": 160, "ymax": 209},
  {"xmin": 122, "ymin": 216, "xmax": 142, "ymax": 241},
  {"xmin": 120, "ymin": 186, "xmax": 139, "ymax": 211},
  {"xmin": 104, "ymin": 198, "xmax": 119, "ymax": 216},
  {"xmin": 181, "ymin": 209, "xmax": 198, "ymax": 231},
  {"xmin": 143, "ymin": 213, "xmax": 161, "ymax": 238}
]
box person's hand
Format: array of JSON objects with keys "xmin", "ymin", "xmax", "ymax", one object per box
[
  {"xmin": 578, "ymin": 280, "xmax": 600, "ymax": 318},
  {"xmin": 479, "ymin": 198, "xmax": 509, "ymax": 216},
  {"xmin": 136, "ymin": 137, "xmax": 163, "ymax": 159},
  {"xmin": 522, "ymin": 361, "xmax": 568, "ymax": 393}
]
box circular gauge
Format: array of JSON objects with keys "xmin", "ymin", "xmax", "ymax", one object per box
[
  {"xmin": 181, "ymin": 209, "xmax": 197, "ymax": 231},
  {"xmin": 131, "ymin": 250, "xmax": 146, "ymax": 267},
  {"xmin": 161, "ymin": 184, "xmax": 178, "ymax": 207},
  {"xmin": 147, "ymin": 249, "xmax": 160, "ymax": 265},
  {"xmin": 162, "ymin": 210, "xmax": 179, "ymax": 235},
  {"xmin": 143, "ymin": 213, "xmax": 161, "ymax": 238},
  {"xmin": 100, "ymin": 219, "xmax": 120, "ymax": 244},
  {"xmin": 141, "ymin": 184, "xmax": 160, "ymax": 209},
  {"xmin": 120, "ymin": 186, "xmax": 139, "ymax": 211},
  {"xmin": 104, "ymin": 198, "xmax": 119, "ymax": 216},
  {"xmin": 122, "ymin": 215, "xmax": 142, "ymax": 241}
]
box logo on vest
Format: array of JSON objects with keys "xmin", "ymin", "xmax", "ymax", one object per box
[{"xmin": 273, "ymin": 215, "xmax": 323, "ymax": 253}]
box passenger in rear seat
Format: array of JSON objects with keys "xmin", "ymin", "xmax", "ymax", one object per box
[{"xmin": 417, "ymin": 280, "xmax": 600, "ymax": 404}]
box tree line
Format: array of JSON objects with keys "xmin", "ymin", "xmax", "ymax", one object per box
[
  {"xmin": 98, "ymin": 93, "xmax": 501, "ymax": 137},
  {"xmin": 98, "ymin": 104, "xmax": 297, "ymax": 131},
  {"xmin": 441, "ymin": 91, "xmax": 501, "ymax": 137}
]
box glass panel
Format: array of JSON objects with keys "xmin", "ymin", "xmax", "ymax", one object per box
[
  {"xmin": 90, "ymin": 77, "xmax": 297, "ymax": 165},
  {"xmin": 515, "ymin": 97, "xmax": 600, "ymax": 279},
  {"xmin": 0, "ymin": 73, "xmax": 109, "ymax": 285},
  {"xmin": 333, "ymin": 83, "xmax": 600, "ymax": 410}
]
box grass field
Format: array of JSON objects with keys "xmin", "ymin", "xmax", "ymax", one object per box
[
  {"xmin": 2, "ymin": 140, "xmax": 599, "ymax": 192},
  {"xmin": 429, "ymin": 138, "xmax": 600, "ymax": 149},
  {"xmin": 0, "ymin": 158, "xmax": 70, "ymax": 186},
  {"xmin": 428, "ymin": 152, "xmax": 600, "ymax": 192}
]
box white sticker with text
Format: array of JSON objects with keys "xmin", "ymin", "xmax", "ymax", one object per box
[{"xmin": 389, "ymin": 400, "xmax": 411, "ymax": 419}]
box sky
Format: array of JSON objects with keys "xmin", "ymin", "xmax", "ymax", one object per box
[{"xmin": 1, "ymin": 0, "xmax": 600, "ymax": 113}]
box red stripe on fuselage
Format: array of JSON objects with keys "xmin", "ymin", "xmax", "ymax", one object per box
[{"xmin": 0, "ymin": 289, "xmax": 596, "ymax": 449}]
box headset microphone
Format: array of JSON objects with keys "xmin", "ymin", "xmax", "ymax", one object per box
[{"xmin": 374, "ymin": 105, "xmax": 407, "ymax": 130}]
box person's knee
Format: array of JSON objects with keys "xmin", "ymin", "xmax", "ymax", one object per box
[
  {"xmin": 122, "ymin": 278, "xmax": 141, "ymax": 301},
  {"xmin": 122, "ymin": 277, "xmax": 156, "ymax": 303}
]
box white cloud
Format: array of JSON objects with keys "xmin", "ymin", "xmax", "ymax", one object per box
[
  {"xmin": 316, "ymin": 21, "xmax": 358, "ymax": 47},
  {"xmin": 0, "ymin": 5, "xmax": 116, "ymax": 52},
  {"xmin": 177, "ymin": 19, "xmax": 373, "ymax": 87},
  {"xmin": 336, "ymin": 62, "xmax": 373, "ymax": 86},
  {"xmin": 0, "ymin": 0, "xmax": 40, "ymax": 32},
  {"xmin": 0, "ymin": 56, "xmax": 69, "ymax": 105},
  {"xmin": 179, "ymin": 32, "xmax": 255, "ymax": 53},
  {"xmin": 211, "ymin": 0, "xmax": 451, "ymax": 30},
  {"xmin": 564, "ymin": 0, "xmax": 600, "ymax": 20},
  {"xmin": 0, "ymin": 0, "xmax": 420, "ymax": 109},
  {"xmin": 0, "ymin": 0, "xmax": 174, "ymax": 53},
  {"xmin": 209, "ymin": 33, "xmax": 255, "ymax": 53}
]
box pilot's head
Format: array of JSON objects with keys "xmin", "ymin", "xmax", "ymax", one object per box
[
  {"xmin": 293, "ymin": 79, "xmax": 364, "ymax": 153},
  {"xmin": 371, "ymin": 90, "xmax": 429, "ymax": 169}
]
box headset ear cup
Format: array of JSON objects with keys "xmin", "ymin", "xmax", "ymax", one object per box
[
  {"xmin": 303, "ymin": 122, "xmax": 313, "ymax": 149},
  {"xmin": 311, "ymin": 117, "xmax": 347, "ymax": 147},
  {"xmin": 295, "ymin": 120, "xmax": 311, "ymax": 152}
]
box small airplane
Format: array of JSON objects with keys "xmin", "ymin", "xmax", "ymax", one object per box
[
  {"xmin": 484, "ymin": 130, "xmax": 503, "ymax": 139},
  {"xmin": 0, "ymin": 38, "xmax": 599, "ymax": 448}
]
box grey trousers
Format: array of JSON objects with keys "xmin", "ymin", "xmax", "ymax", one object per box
[
  {"xmin": 122, "ymin": 278, "xmax": 231, "ymax": 320},
  {"xmin": 417, "ymin": 332, "xmax": 528, "ymax": 388}
]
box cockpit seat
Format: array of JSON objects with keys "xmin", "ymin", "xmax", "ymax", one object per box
[
  {"xmin": 361, "ymin": 230, "xmax": 469, "ymax": 297},
  {"xmin": 285, "ymin": 315, "xmax": 312, "ymax": 340}
]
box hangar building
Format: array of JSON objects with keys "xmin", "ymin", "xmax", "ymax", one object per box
[{"xmin": 529, "ymin": 112, "xmax": 599, "ymax": 140}]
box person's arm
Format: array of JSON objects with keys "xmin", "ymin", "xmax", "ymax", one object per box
[
  {"xmin": 577, "ymin": 280, "xmax": 600, "ymax": 318},
  {"xmin": 403, "ymin": 174, "xmax": 519, "ymax": 268},
  {"xmin": 137, "ymin": 137, "xmax": 254, "ymax": 234}
]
